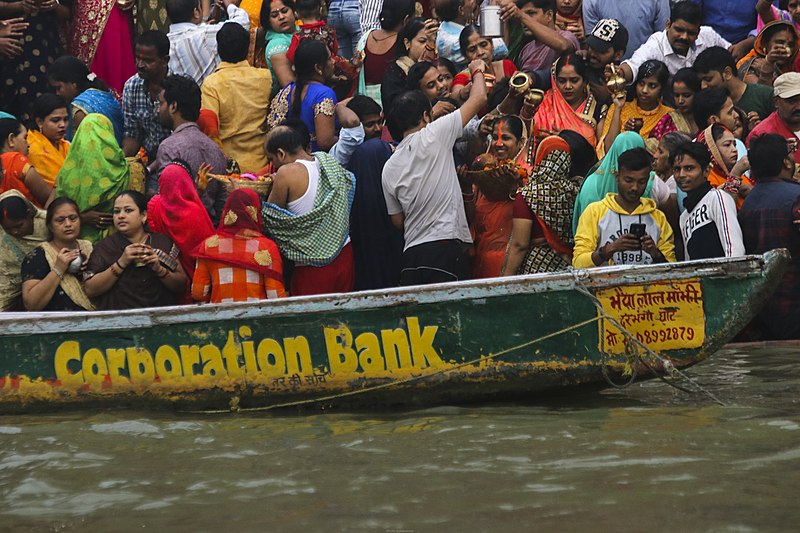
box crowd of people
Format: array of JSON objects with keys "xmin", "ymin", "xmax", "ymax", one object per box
[{"xmin": 1, "ymin": 0, "xmax": 799, "ymax": 341}]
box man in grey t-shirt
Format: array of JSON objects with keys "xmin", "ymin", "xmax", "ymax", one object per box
[{"xmin": 381, "ymin": 59, "xmax": 488, "ymax": 286}]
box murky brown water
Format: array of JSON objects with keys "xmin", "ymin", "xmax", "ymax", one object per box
[{"xmin": 0, "ymin": 345, "xmax": 798, "ymax": 531}]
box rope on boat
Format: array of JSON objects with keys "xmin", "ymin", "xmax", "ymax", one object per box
[
  {"xmin": 568, "ymin": 269, "xmax": 726, "ymax": 406},
  {"xmin": 190, "ymin": 272, "xmax": 725, "ymax": 414},
  {"xmin": 187, "ymin": 316, "xmax": 603, "ymax": 414}
]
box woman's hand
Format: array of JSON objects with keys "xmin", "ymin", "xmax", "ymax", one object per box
[
  {"xmin": 612, "ymin": 91, "xmax": 626, "ymax": 110},
  {"xmin": 422, "ymin": 18, "xmax": 439, "ymax": 42},
  {"xmin": 140, "ymin": 246, "xmax": 163, "ymax": 272},
  {"xmin": 54, "ymin": 247, "xmax": 81, "ymax": 274},
  {"xmin": 0, "ymin": 37, "xmax": 23, "ymax": 58},
  {"xmin": 37, "ymin": 0, "xmax": 60, "ymax": 12},
  {"xmin": 117, "ymin": 0, "xmax": 135, "ymax": 11},
  {"xmin": 730, "ymin": 155, "xmax": 750, "ymax": 178},
  {"xmin": 81, "ymin": 210, "xmax": 113, "ymax": 229},
  {"xmin": 747, "ymin": 111, "xmax": 761, "ymax": 131},
  {"xmin": 119, "ymin": 243, "xmax": 147, "ymax": 268},
  {"xmin": 0, "ymin": 18, "xmax": 28, "ymax": 39},
  {"xmin": 623, "ymin": 118, "xmax": 643, "ymax": 132},
  {"xmin": 478, "ymin": 115, "xmax": 496, "ymax": 136},
  {"xmin": 766, "ymin": 43, "xmax": 792, "ymax": 65}
]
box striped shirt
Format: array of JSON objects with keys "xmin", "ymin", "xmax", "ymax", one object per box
[
  {"xmin": 359, "ymin": 0, "xmax": 383, "ymax": 34},
  {"xmin": 167, "ymin": 5, "xmax": 250, "ymax": 85}
]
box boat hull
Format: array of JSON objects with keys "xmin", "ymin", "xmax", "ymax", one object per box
[{"xmin": 0, "ymin": 250, "xmax": 789, "ymax": 413}]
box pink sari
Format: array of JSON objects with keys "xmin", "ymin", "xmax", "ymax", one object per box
[{"xmin": 69, "ymin": 2, "xmax": 136, "ymax": 95}]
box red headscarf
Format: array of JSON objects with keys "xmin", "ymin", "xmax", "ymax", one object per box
[
  {"xmin": 147, "ymin": 163, "xmax": 215, "ymax": 277},
  {"xmin": 194, "ymin": 189, "xmax": 283, "ymax": 281}
]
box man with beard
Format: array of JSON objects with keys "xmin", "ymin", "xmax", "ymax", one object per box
[
  {"xmin": 581, "ymin": 18, "xmax": 629, "ymax": 105},
  {"xmin": 618, "ymin": 1, "xmax": 729, "ymax": 83},
  {"xmin": 121, "ymin": 31, "xmax": 173, "ymax": 161},
  {"xmin": 748, "ymin": 72, "xmax": 800, "ymax": 168}
]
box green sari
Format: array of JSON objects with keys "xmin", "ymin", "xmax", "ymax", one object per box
[
  {"xmin": 571, "ymin": 132, "xmax": 656, "ymax": 234},
  {"xmin": 56, "ymin": 113, "xmax": 130, "ymax": 243}
]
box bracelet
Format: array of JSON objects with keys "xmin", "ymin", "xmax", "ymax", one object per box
[
  {"xmin": 471, "ymin": 69, "xmax": 485, "ymax": 79},
  {"xmin": 52, "ymin": 268, "xmax": 64, "ymax": 280},
  {"xmin": 157, "ymin": 267, "xmax": 169, "ymax": 279},
  {"xmin": 424, "ymin": 44, "xmax": 436, "ymax": 51},
  {"xmin": 462, "ymin": 191, "xmax": 476, "ymax": 202},
  {"xmin": 111, "ymin": 265, "xmax": 122, "ymax": 277},
  {"xmin": 598, "ymin": 245, "xmax": 608, "ymax": 262},
  {"xmin": 115, "ymin": 259, "xmax": 125, "ymax": 270}
]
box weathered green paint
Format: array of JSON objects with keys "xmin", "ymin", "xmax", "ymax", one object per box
[{"xmin": 0, "ymin": 251, "xmax": 788, "ymax": 413}]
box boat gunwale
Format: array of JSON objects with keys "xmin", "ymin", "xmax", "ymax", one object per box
[{"xmin": 0, "ymin": 251, "xmax": 786, "ymax": 337}]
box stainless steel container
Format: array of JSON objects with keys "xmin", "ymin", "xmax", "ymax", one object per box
[{"xmin": 479, "ymin": 5, "xmax": 502, "ymax": 38}]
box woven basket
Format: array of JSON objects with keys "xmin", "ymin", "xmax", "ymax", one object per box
[
  {"xmin": 231, "ymin": 176, "xmax": 273, "ymax": 197},
  {"xmin": 209, "ymin": 174, "xmax": 273, "ymax": 198},
  {"xmin": 467, "ymin": 162, "xmax": 524, "ymax": 202}
]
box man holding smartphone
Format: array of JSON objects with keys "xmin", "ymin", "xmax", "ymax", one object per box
[{"xmin": 573, "ymin": 147, "xmax": 675, "ymax": 267}]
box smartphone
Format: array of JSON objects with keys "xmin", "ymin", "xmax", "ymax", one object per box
[{"xmin": 629, "ymin": 223, "xmax": 646, "ymax": 239}]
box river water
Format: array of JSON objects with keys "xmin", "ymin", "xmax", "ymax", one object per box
[{"xmin": 0, "ymin": 345, "xmax": 798, "ymax": 531}]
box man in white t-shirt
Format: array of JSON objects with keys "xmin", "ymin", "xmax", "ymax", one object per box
[{"xmin": 382, "ymin": 59, "xmax": 488, "ymax": 286}]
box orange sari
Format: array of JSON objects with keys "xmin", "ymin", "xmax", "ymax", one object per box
[
  {"xmin": 0, "ymin": 152, "xmax": 39, "ymax": 207},
  {"xmin": 534, "ymin": 76, "xmax": 598, "ymax": 147},
  {"xmin": 470, "ymin": 118, "xmax": 535, "ymax": 278}
]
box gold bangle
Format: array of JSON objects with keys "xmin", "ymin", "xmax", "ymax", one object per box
[{"xmin": 52, "ymin": 268, "xmax": 64, "ymax": 280}]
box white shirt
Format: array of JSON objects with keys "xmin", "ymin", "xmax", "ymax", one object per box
[
  {"xmin": 329, "ymin": 125, "xmax": 365, "ymax": 167},
  {"xmin": 623, "ymin": 26, "xmax": 731, "ymax": 79},
  {"xmin": 168, "ymin": 5, "xmax": 250, "ymax": 85},
  {"xmin": 382, "ymin": 111, "xmax": 473, "ymax": 251}
]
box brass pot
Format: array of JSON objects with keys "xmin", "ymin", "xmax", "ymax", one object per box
[
  {"xmin": 606, "ymin": 65, "xmax": 627, "ymax": 100},
  {"xmin": 509, "ymin": 71, "xmax": 532, "ymax": 95},
  {"xmin": 526, "ymin": 88, "xmax": 545, "ymax": 108}
]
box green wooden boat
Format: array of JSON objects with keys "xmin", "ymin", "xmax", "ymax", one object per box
[{"xmin": 0, "ymin": 250, "xmax": 788, "ymax": 413}]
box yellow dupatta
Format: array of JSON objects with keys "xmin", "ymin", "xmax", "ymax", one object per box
[
  {"xmin": 41, "ymin": 240, "xmax": 96, "ymax": 310},
  {"xmin": 26, "ymin": 129, "xmax": 70, "ymax": 187}
]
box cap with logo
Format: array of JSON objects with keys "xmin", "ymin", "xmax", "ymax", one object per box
[{"xmin": 585, "ymin": 19, "xmax": 629, "ymax": 53}]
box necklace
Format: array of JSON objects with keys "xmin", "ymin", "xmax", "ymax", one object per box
[{"xmin": 371, "ymin": 31, "xmax": 398, "ymax": 42}]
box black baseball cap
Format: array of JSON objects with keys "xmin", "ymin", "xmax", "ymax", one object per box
[{"xmin": 585, "ymin": 19, "xmax": 629, "ymax": 53}]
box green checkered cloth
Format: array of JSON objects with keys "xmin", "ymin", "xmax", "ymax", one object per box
[{"xmin": 262, "ymin": 152, "xmax": 355, "ymax": 266}]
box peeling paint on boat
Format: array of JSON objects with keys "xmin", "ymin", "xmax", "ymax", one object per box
[{"xmin": 0, "ymin": 251, "xmax": 788, "ymax": 413}]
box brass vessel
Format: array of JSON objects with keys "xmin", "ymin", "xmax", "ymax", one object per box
[
  {"xmin": 509, "ymin": 71, "xmax": 532, "ymax": 95},
  {"xmin": 606, "ymin": 64, "xmax": 627, "ymax": 100}
]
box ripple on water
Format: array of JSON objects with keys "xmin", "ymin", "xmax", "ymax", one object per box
[
  {"xmin": 538, "ymin": 454, "xmax": 703, "ymax": 470},
  {"xmin": 523, "ymin": 483, "xmax": 575, "ymax": 493},
  {"xmin": 5, "ymin": 477, "xmax": 141, "ymax": 518},
  {"xmin": 89, "ymin": 421, "xmax": 163, "ymax": 438},
  {"xmin": 764, "ymin": 420, "xmax": 800, "ymax": 430}
]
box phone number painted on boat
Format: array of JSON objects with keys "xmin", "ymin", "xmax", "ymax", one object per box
[{"xmin": 596, "ymin": 279, "xmax": 705, "ymax": 353}]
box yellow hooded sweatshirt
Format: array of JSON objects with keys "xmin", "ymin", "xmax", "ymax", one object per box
[{"xmin": 573, "ymin": 193, "xmax": 676, "ymax": 268}]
